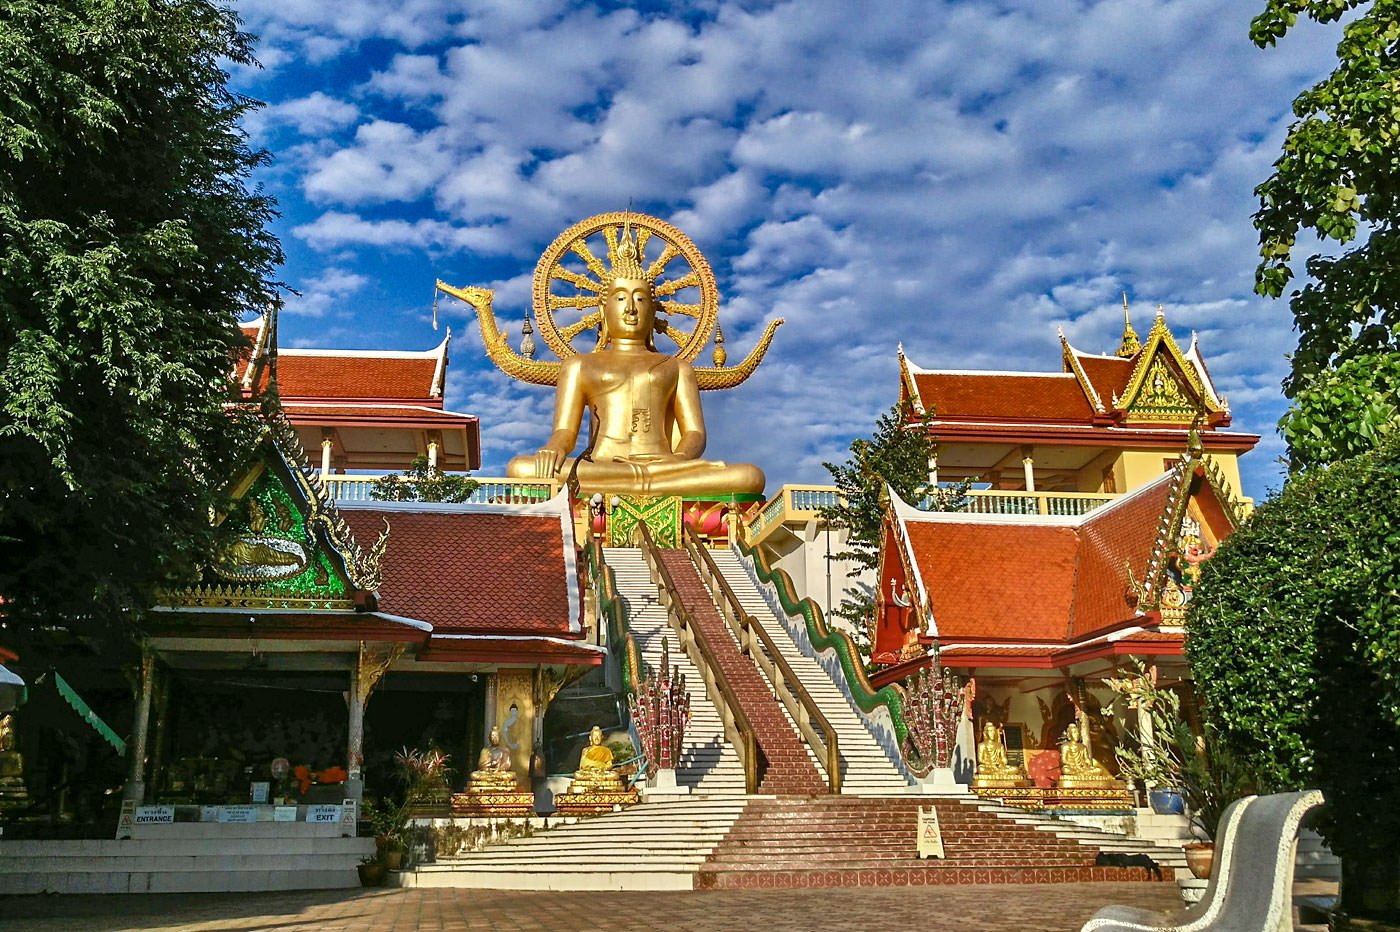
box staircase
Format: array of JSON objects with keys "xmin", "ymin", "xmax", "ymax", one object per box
[
  {"xmin": 406, "ymin": 797, "xmax": 751, "ymax": 891},
  {"xmin": 0, "ymin": 823, "xmax": 371, "ymax": 894},
  {"xmin": 604, "ymin": 548, "xmax": 746, "ymax": 794},
  {"xmin": 710, "ymin": 548, "xmax": 912, "ymax": 794},
  {"xmin": 696, "ymin": 796, "xmax": 1174, "ymax": 889},
  {"xmin": 657, "ymin": 550, "xmax": 827, "ymax": 795}
]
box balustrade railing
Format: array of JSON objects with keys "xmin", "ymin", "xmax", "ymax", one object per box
[
  {"xmin": 639, "ymin": 522, "xmax": 760, "ymax": 794},
  {"xmin": 319, "ymin": 474, "xmax": 558, "ymax": 505},
  {"xmin": 683, "ymin": 525, "xmax": 840, "ymax": 793}
]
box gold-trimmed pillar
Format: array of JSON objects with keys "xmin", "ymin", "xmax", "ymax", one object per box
[
  {"xmin": 321, "ymin": 432, "xmax": 334, "ymax": 478},
  {"xmin": 347, "ymin": 641, "xmax": 403, "ymax": 802},
  {"xmin": 1021, "ymin": 446, "xmax": 1036, "ymax": 493}
]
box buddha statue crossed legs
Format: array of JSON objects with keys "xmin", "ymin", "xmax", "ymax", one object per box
[{"xmin": 568, "ymin": 725, "xmax": 624, "ymax": 794}]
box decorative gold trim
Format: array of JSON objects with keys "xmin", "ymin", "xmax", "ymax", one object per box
[
  {"xmin": 162, "ymin": 583, "xmax": 355, "ymax": 612},
  {"xmin": 436, "ymin": 282, "xmax": 563, "ymax": 386},
  {"xmin": 692, "ymin": 317, "xmax": 784, "ymax": 391},
  {"xmin": 1059, "ymin": 329, "xmax": 1106, "ymax": 414},
  {"xmin": 1113, "ymin": 310, "xmax": 1219, "ymax": 417}
]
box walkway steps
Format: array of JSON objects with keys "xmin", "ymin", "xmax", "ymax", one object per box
[
  {"xmin": 657, "ymin": 550, "xmax": 826, "ymax": 796},
  {"xmin": 711, "ymin": 548, "xmax": 912, "ymax": 794},
  {"xmin": 696, "ymin": 796, "xmax": 1173, "ymax": 889},
  {"xmin": 405, "ymin": 797, "xmax": 751, "ymax": 891},
  {"xmin": 0, "ymin": 823, "xmax": 371, "ymax": 894},
  {"xmin": 604, "ymin": 548, "xmax": 746, "ymax": 795}
]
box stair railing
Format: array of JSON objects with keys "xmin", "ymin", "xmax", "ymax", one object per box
[
  {"xmin": 682, "ymin": 525, "xmax": 842, "ymax": 794},
  {"xmin": 638, "ymin": 522, "xmax": 760, "ymax": 794}
]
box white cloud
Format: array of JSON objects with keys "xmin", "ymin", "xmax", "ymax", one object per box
[
  {"xmin": 283, "ymin": 267, "xmax": 369, "ymax": 318},
  {"xmin": 239, "ymin": 0, "xmax": 1346, "ymax": 497}
]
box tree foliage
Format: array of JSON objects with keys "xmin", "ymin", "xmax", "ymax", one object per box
[
  {"xmin": 0, "ymin": 0, "xmax": 282, "ymax": 634},
  {"xmin": 370, "ymin": 456, "xmax": 479, "ymax": 503},
  {"xmin": 819, "ymin": 401, "xmax": 966, "ymax": 645},
  {"xmin": 1251, "ymin": 1, "xmax": 1400, "ymax": 466},
  {"xmin": 1188, "ymin": 439, "xmax": 1400, "ymax": 915}
]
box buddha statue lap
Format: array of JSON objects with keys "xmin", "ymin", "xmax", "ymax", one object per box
[
  {"xmin": 1057, "ymin": 722, "xmax": 1120, "ymax": 788},
  {"xmin": 505, "ymin": 228, "xmax": 764, "ymax": 497},
  {"xmin": 467, "ymin": 726, "xmax": 520, "ymax": 793},
  {"xmin": 972, "ymin": 720, "xmax": 1029, "ymax": 788},
  {"xmin": 568, "ymin": 725, "xmax": 624, "ymax": 794}
]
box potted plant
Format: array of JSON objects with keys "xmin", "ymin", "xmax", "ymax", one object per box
[
  {"xmin": 1106, "ymin": 660, "xmax": 1189, "ymax": 814},
  {"xmin": 357, "ymin": 854, "xmax": 387, "ymax": 887},
  {"xmin": 364, "ymin": 797, "xmax": 409, "ymax": 870},
  {"xmin": 1172, "ymin": 720, "xmax": 1256, "ymax": 879},
  {"xmin": 395, "ymin": 746, "xmax": 452, "ymax": 818}
]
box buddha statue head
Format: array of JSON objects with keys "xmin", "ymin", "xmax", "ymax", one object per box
[{"xmin": 598, "ymin": 225, "xmax": 663, "ymax": 350}]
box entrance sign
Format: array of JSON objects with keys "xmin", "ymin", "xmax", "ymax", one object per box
[
  {"xmin": 917, "ymin": 805, "xmax": 945, "ymax": 859},
  {"xmin": 135, "ymin": 805, "xmax": 175, "ymax": 824}
]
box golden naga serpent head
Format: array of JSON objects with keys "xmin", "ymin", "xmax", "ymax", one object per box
[{"xmin": 436, "ymin": 212, "xmax": 783, "ymax": 390}]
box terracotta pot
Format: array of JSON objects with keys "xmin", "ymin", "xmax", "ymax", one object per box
[
  {"xmin": 383, "ymin": 849, "xmax": 404, "ymax": 871},
  {"xmin": 357, "ymin": 862, "xmax": 387, "ymax": 887},
  {"xmin": 1184, "ymin": 842, "xmax": 1215, "ymax": 880}
]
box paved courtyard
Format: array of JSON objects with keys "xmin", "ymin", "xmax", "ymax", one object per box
[{"xmin": 3, "ymin": 883, "xmax": 1181, "ymax": 931}]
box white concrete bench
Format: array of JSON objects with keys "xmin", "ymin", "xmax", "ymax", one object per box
[{"xmin": 1080, "ymin": 790, "xmax": 1326, "ymax": 932}]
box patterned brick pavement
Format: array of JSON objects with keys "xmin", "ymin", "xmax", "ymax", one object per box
[{"xmin": 2, "ymin": 883, "xmax": 1181, "ymax": 931}]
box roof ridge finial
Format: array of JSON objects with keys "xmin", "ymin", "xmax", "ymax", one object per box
[{"xmin": 1116, "ymin": 291, "xmax": 1141, "ymax": 358}]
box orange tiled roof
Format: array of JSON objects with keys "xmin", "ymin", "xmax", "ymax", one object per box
[
  {"xmin": 894, "ymin": 469, "xmax": 1179, "ymax": 644},
  {"xmin": 340, "ymin": 501, "xmax": 580, "ymax": 636},
  {"xmin": 911, "ymin": 372, "xmax": 1095, "ymax": 422},
  {"xmin": 275, "ymin": 353, "xmax": 439, "ymax": 400},
  {"xmin": 1072, "ymin": 354, "xmax": 1135, "ymax": 408}
]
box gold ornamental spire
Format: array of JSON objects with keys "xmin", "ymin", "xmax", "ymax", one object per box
[{"xmin": 1117, "ymin": 292, "xmax": 1142, "ymax": 358}]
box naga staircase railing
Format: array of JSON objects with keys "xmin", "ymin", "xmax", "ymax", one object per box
[
  {"xmin": 638, "ymin": 522, "xmax": 760, "ymax": 794},
  {"xmin": 682, "ymin": 525, "xmax": 842, "ymax": 793}
]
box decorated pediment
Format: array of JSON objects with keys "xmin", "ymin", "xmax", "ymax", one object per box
[
  {"xmin": 164, "ymin": 410, "xmax": 388, "ymax": 611},
  {"xmin": 1111, "ymin": 311, "xmax": 1224, "ymax": 424},
  {"xmin": 1128, "ymin": 452, "xmax": 1244, "ymax": 623}
]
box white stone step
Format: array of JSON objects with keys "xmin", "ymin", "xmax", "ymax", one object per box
[{"xmin": 409, "ymin": 796, "xmax": 750, "ymax": 891}]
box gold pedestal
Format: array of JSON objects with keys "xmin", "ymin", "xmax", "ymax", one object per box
[
  {"xmin": 553, "ymin": 787, "xmax": 639, "ymax": 817},
  {"xmin": 971, "ymin": 773, "xmax": 1030, "ymax": 790},
  {"xmin": 451, "ymin": 790, "xmax": 536, "ymax": 818},
  {"xmin": 1057, "ymin": 775, "xmax": 1120, "ymax": 790},
  {"xmin": 1047, "ymin": 782, "xmax": 1134, "ymax": 810}
]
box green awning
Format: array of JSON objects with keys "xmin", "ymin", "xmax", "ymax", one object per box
[{"xmin": 49, "ymin": 671, "xmax": 126, "ymax": 757}]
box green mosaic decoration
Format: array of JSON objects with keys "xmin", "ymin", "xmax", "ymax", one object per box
[
  {"xmin": 216, "ymin": 469, "xmax": 349, "ymax": 600},
  {"xmin": 608, "ymin": 494, "xmax": 682, "ymax": 548}
]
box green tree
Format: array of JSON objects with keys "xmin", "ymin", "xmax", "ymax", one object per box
[
  {"xmin": 1188, "ymin": 439, "xmax": 1400, "ymax": 918},
  {"xmin": 370, "ymin": 456, "xmax": 479, "ymax": 503},
  {"xmin": 1251, "ymin": 1, "xmax": 1400, "ymax": 467},
  {"xmin": 0, "ymin": 0, "xmax": 282, "ymax": 636},
  {"xmin": 820, "ymin": 401, "xmax": 966, "ymax": 648}
]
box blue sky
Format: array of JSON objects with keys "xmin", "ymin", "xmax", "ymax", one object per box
[{"xmin": 230, "ymin": 0, "xmax": 1341, "ymax": 501}]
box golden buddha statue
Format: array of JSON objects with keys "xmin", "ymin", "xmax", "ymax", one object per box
[
  {"xmin": 568, "ymin": 725, "xmax": 624, "ymax": 793},
  {"xmin": 1057, "ymin": 722, "xmax": 1119, "ymax": 788},
  {"xmin": 507, "ymin": 233, "xmax": 762, "ymax": 495},
  {"xmin": 972, "ymin": 720, "xmax": 1028, "ymax": 788},
  {"xmin": 441, "ymin": 213, "xmax": 782, "ymax": 498},
  {"xmin": 467, "ymin": 726, "xmax": 519, "ymax": 793}
]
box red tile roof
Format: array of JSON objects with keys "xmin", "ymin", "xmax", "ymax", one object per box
[
  {"xmin": 1073, "ymin": 354, "xmax": 1135, "ymax": 408},
  {"xmin": 276, "ymin": 353, "xmax": 439, "ymax": 401},
  {"xmin": 340, "ymin": 503, "xmax": 580, "ymax": 636},
  {"xmin": 911, "ymin": 372, "xmax": 1095, "ymax": 422},
  {"xmin": 895, "ymin": 469, "xmax": 1179, "ymax": 644}
]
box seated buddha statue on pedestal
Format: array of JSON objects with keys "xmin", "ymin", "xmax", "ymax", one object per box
[
  {"xmin": 568, "ymin": 726, "xmax": 624, "ymax": 794},
  {"xmin": 466, "ymin": 726, "xmax": 519, "ymax": 793},
  {"xmin": 1057, "ymin": 722, "xmax": 1120, "ymax": 788},
  {"xmin": 972, "ymin": 720, "xmax": 1029, "ymax": 788}
]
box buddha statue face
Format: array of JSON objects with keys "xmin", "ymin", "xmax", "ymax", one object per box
[
  {"xmin": 589, "ymin": 725, "xmax": 604, "ymax": 746},
  {"xmin": 1065, "ymin": 722, "xmax": 1080, "ymax": 743},
  {"xmin": 601, "ymin": 276, "xmax": 656, "ymax": 344},
  {"xmin": 488, "ymin": 726, "xmax": 501, "ymax": 746}
]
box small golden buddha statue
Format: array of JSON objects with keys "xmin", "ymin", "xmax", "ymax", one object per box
[
  {"xmin": 505, "ymin": 230, "xmax": 764, "ymax": 496},
  {"xmin": 467, "ymin": 726, "xmax": 519, "ymax": 793},
  {"xmin": 972, "ymin": 720, "xmax": 1028, "ymax": 788},
  {"xmin": 1057, "ymin": 722, "xmax": 1119, "ymax": 788},
  {"xmin": 568, "ymin": 725, "xmax": 624, "ymax": 793}
]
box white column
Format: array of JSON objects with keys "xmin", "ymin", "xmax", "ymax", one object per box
[
  {"xmin": 427, "ymin": 440, "xmax": 439, "ymax": 469},
  {"xmin": 927, "ymin": 454, "xmax": 938, "ymax": 488},
  {"xmin": 1021, "ymin": 449, "xmax": 1036, "ymax": 493},
  {"xmin": 321, "ymin": 436, "xmax": 333, "ymax": 478},
  {"xmin": 123, "ymin": 646, "xmax": 156, "ymax": 803},
  {"xmin": 346, "ymin": 657, "xmax": 366, "ymax": 804}
]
